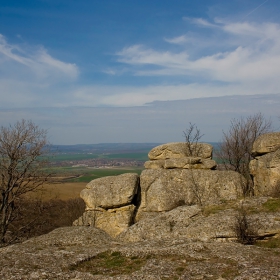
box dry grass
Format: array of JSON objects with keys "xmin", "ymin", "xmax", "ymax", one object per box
[
  {"xmin": 28, "ymin": 182, "xmax": 86, "ymax": 201},
  {"xmin": 5, "ymin": 197, "xmax": 85, "ymax": 245}
]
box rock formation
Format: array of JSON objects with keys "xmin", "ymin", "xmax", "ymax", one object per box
[
  {"xmin": 136, "ymin": 168, "xmax": 245, "ymax": 221},
  {"xmin": 250, "ymin": 132, "xmax": 280, "ymax": 196},
  {"xmin": 118, "ymin": 198, "xmax": 280, "ymax": 243},
  {"xmin": 73, "ymin": 173, "xmax": 139, "ymax": 237},
  {"xmin": 145, "ymin": 142, "xmax": 216, "ymax": 169},
  {"xmin": 2, "ymin": 138, "xmax": 280, "ymax": 279},
  {"xmin": 75, "ymin": 142, "xmax": 246, "ymax": 237}
]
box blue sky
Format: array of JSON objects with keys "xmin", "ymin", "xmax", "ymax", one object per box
[{"xmin": 0, "ymin": 0, "xmax": 279, "ymax": 144}]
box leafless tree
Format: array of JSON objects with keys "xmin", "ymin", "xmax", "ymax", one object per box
[
  {"xmin": 183, "ymin": 123, "xmax": 205, "ymax": 206},
  {"xmin": 0, "ymin": 120, "xmax": 52, "ymax": 245},
  {"xmin": 216, "ymin": 113, "xmax": 272, "ymax": 196},
  {"xmin": 183, "ymin": 122, "xmax": 204, "ymax": 157}
]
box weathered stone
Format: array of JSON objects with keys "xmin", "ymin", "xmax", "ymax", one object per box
[
  {"xmin": 252, "ymin": 132, "xmax": 280, "ymax": 156},
  {"xmin": 80, "ymin": 173, "xmax": 139, "ymax": 209},
  {"xmin": 148, "ymin": 142, "xmax": 213, "ymax": 160},
  {"xmin": 2, "ymin": 224, "xmax": 280, "ymax": 280},
  {"xmin": 145, "ymin": 158, "xmax": 216, "ymax": 170},
  {"xmin": 73, "ymin": 204, "xmax": 136, "ymax": 237},
  {"xmin": 118, "ymin": 201, "xmax": 280, "ymax": 243},
  {"xmin": 144, "ymin": 159, "xmax": 165, "ymax": 169},
  {"xmin": 136, "ymin": 169, "xmax": 245, "ymax": 221},
  {"xmin": 250, "ymin": 148, "xmax": 280, "ymax": 196},
  {"xmin": 164, "ymin": 158, "xmax": 216, "ymax": 169}
]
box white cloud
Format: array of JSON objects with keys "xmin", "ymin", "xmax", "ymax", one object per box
[
  {"xmin": 117, "ymin": 45, "xmax": 189, "ymax": 69},
  {"xmin": 164, "ymin": 35, "xmax": 188, "ymax": 44},
  {"xmin": 67, "ymin": 81, "xmax": 278, "ymax": 108},
  {"xmin": 0, "ymin": 34, "xmax": 79, "ymax": 107},
  {"xmin": 115, "ymin": 21, "xmax": 280, "ymax": 87},
  {"xmin": 0, "ymin": 34, "xmax": 78, "ymax": 80},
  {"xmin": 186, "ymin": 17, "xmax": 219, "ymax": 29}
]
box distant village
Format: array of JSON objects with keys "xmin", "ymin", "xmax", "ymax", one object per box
[{"xmin": 51, "ymin": 158, "xmax": 145, "ymax": 168}]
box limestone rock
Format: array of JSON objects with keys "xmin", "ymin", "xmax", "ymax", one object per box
[
  {"xmin": 2, "ymin": 225, "xmax": 280, "ymax": 280},
  {"xmin": 164, "ymin": 158, "xmax": 217, "ymax": 169},
  {"xmin": 118, "ymin": 202, "xmax": 280, "ymax": 243},
  {"xmin": 144, "ymin": 159, "xmax": 165, "ymax": 169},
  {"xmin": 250, "ymin": 148, "xmax": 280, "ymax": 195},
  {"xmin": 73, "ymin": 204, "xmax": 136, "ymax": 237},
  {"xmin": 80, "ymin": 173, "xmax": 139, "ymax": 209},
  {"xmin": 136, "ymin": 169, "xmax": 245, "ymax": 221},
  {"xmin": 148, "ymin": 142, "xmax": 213, "ymax": 160},
  {"xmin": 144, "ymin": 158, "xmax": 216, "ymax": 169},
  {"xmin": 252, "ymin": 132, "xmax": 280, "ymax": 156}
]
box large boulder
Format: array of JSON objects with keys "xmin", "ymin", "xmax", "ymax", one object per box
[
  {"xmin": 74, "ymin": 173, "xmax": 140, "ymax": 237},
  {"xmin": 80, "ymin": 173, "xmax": 139, "ymax": 209},
  {"xmin": 73, "ymin": 205, "xmax": 136, "ymax": 237},
  {"xmin": 148, "ymin": 142, "xmax": 213, "ymax": 160},
  {"xmin": 136, "ymin": 169, "xmax": 245, "ymax": 221},
  {"xmin": 250, "ymin": 148, "xmax": 280, "ymax": 196},
  {"xmin": 251, "ymin": 132, "xmax": 280, "ymax": 156}
]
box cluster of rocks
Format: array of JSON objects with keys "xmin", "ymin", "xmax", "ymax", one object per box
[
  {"xmin": 250, "ymin": 132, "xmax": 280, "ymax": 196},
  {"xmin": 1, "ymin": 133, "xmax": 280, "ymax": 279},
  {"xmin": 74, "ymin": 142, "xmax": 246, "ymax": 237}
]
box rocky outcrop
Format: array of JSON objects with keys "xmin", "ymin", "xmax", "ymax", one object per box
[
  {"xmin": 251, "ymin": 132, "xmax": 280, "ymax": 156},
  {"xmin": 80, "ymin": 173, "xmax": 139, "ymax": 209},
  {"xmin": 250, "ymin": 132, "xmax": 280, "ymax": 196},
  {"xmin": 146, "ymin": 143, "xmax": 216, "ymax": 170},
  {"xmin": 75, "ymin": 142, "xmax": 246, "ymax": 237},
  {"xmin": 148, "ymin": 142, "xmax": 213, "ymax": 160},
  {"xmin": 73, "ymin": 205, "xmax": 136, "ymax": 237},
  {"xmin": 118, "ymin": 198, "xmax": 280, "ymax": 243},
  {"xmin": 136, "ymin": 169, "xmax": 245, "ymax": 221},
  {"xmin": 2, "ymin": 225, "xmax": 280, "ymax": 280},
  {"xmin": 73, "ymin": 173, "xmax": 139, "ymax": 237},
  {"xmin": 144, "ymin": 157, "xmax": 217, "ymax": 169}
]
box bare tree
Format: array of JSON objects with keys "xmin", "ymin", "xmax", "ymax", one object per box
[
  {"xmin": 216, "ymin": 113, "xmax": 272, "ymax": 196},
  {"xmin": 184, "ymin": 123, "xmax": 205, "ymax": 205},
  {"xmin": 0, "ymin": 120, "xmax": 52, "ymax": 245},
  {"xmin": 183, "ymin": 122, "xmax": 204, "ymax": 157}
]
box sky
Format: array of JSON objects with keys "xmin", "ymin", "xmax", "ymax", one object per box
[{"xmin": 0, "ymin": 0, "xmax": 279, "ymax": 144}]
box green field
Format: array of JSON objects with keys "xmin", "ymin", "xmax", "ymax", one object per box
[
  {"xmin": 51, "ymin": 153, "xmax": 99, "ymax": 161},
  {"xmin": 70, "ymin": 168, "xmax": 144, "ymax": 182},
  {"xmin": 48, "ymin": 166, "xmax": 144, "ymax": 183},
  {"xmin": 101, "ymin": 152, "xmax": 148, "ymax": 161},
  {"xmin": 51, "ymin": 152, "xmax": 148, "ymax": 162}
]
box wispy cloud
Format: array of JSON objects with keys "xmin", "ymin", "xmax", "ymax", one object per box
[
  {"xmin": 0, "ymin": 34, "xmax": 79, "ymax": 107},
  {"xmin": 115, "ymin": 21, "xmax": 280, "ymax": 86},
  {"xmin": 184, "ymin": 17, "xmax": 220, "ymax": 28},
  {"xmin": 117, "ymin": 45, "xmax": 189, "ymax": 69},
  {"xmin": 0, "ymin": 34, "xmax": 78, "ymax": 79},
  {"xmin": 164, "ymin": 35, "xmax": 188, "ymax": 44}
]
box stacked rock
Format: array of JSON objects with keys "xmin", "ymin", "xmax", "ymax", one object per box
[
  {"xmin": 250, "ymin": 132, "xmax": 280, "ymax": 196},
  {"xmin": 144, "ymin": 142, "xmax": 216, "ymax": 170},
  {"xmin": 73, "ymin": 173, "xmax": 139, "ymax": 237},
  {"xmin": 74, "ymin": 142, "xmax": 246, "ymax": 237},
  {"xmin": 136, "ymin": 142, "xmax": 244, "ymax": 221}
]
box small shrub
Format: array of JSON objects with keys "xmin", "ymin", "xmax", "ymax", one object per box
[{"xmin": 232, "ymin": 207, "xmax": 258, "ymax": 245}]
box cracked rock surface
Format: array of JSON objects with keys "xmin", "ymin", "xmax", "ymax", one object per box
[{"xmin": 1, "ymin": 200, "xmax": 280, "ymax": 280}]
